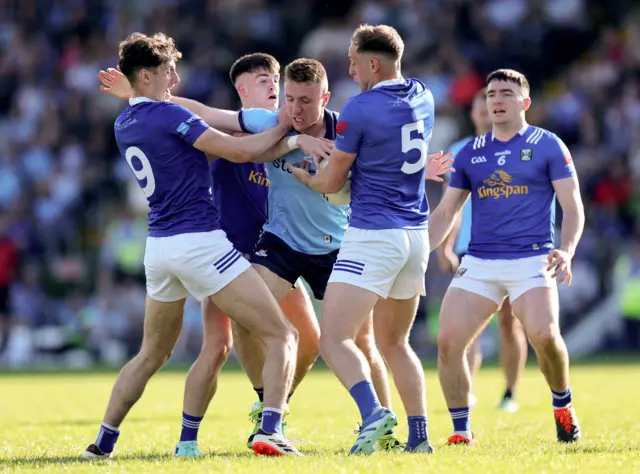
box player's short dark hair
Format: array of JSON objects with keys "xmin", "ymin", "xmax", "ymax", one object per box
[
  {"xmin": 486, "ymin": 69, "xmax": 530, "ymax": 96},
  {"xmin": 351, "ymin": 24, "xmax": 404, "ymax": 61},
  {"xmin": 284, "ymin": 58, "xmax": 327, "ymax": 84},
  {"xmin": 229, "ymin": 53, "xmax": 280, "ymax": 84},
  {"xmin": 118, "ymin": 32, "xmax": 182, "ymax": 85}
]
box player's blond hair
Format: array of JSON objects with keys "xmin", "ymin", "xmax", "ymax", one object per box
[
  {"xmin": 351, "ymin": 24, "xmax": 404, "ymax": 61},
  {"xmin": 284, "ymin": 58, "xmax": 327, "ymax": 86},
  {"xmin": 118, "ymin": 32, "xmax": 182, "ymax": 85}
]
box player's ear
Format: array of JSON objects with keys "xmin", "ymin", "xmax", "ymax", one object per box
[
  {"xmin": 370, "ymin": 56, "xmax": 380, "ymax": 74},
  {"xmin": 523, "ymin": 96, "xmax": 532, "ymax": 112},
  {"xmin": 139, "ymin": 68, "xmax": 150, "ymax": 85},
  {"xmin": 237, "ymin": 83, "xmax": 247, "ymax": 99},
  {"xmin": 322, "ymin": 91, "xmax": 331, "ymax": 107}
]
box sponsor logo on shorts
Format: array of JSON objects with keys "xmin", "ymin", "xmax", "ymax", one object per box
[
  {"xmin": 454, "ymin": 267, "xmax": 467, "ymax": 278},
  {"xmin": 254, "ymin": 249, "xmax": 267, "ymax": 258}
]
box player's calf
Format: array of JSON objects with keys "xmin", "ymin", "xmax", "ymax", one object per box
[
  {"xmin": 438, "ymin": 288, "xmax": 497, "ymax": 442},
  {"xmin": 511, "ymin": 287, "xmax": 580, "ymax": 442}
]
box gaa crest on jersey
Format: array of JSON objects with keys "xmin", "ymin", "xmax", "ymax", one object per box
[{"xmin": 520, "ymin": 148, "xmax": 532, "ymax": 161}]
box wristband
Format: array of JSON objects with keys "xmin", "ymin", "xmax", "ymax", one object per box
[{"xmin": 287, "ymin": 135, "xmax": 299, "ymax": 150}]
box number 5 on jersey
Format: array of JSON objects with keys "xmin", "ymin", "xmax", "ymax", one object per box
[
  {"xmin": 126, "ymin": 146, "xmax": 156, "ymax": 198},
  {"xmin": 401, "ymin": 120, "xmax": 429, "ymax": 175}
]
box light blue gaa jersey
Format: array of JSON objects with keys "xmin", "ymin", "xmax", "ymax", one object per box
[
  {"xmin": 238, "ymin": 108, "xmax": 349, "ymax": 255},
  {"xmin": 448, "ymin": 125, "xmax": 576, "ymax": 259},
  {"xmin": 335, "ymin": 77, "xmax": 434, "ymax": 230},
  {"xmin": 446, "ymin": 136, "xmax": 473, "ymax": 255},
  {"xmin": 114, "ymin": 97, "xmax": 220, "ymax": 237}
]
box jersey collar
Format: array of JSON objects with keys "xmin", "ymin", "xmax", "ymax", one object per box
[
  {"xmin": 491, "ymin": 124, "xmax": 529, "ymax": 141},
  {"xmin": 129, "ymin": 96, "xmax": 154, "ymax": 106},
  {"xmin": 372, "ymin": 77, "xmax": 406, "ymax": 89}
]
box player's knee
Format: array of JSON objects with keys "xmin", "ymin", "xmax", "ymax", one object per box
[
  {"xmin": 437, "ymin": 330, "xmax": 466, "ymax": 361},
  {"xmin": 527, "ymin": 323, "xmax": 561, "ymax": 353},
  {"xmin": 201, "ymin": 334, "xmax": 232, "ymax": 368},
  {"xmin": 137, "ymin": 348, "xmax": 172, "ymax": 373}
]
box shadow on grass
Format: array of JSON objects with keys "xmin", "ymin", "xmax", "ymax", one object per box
[
  {"xmin": 0, "ymin": 447, "xmax": 351, "ymax": 467},
  {"xmin": 17, "ymin": 416, "xmax": 175, "ymax": 428}
]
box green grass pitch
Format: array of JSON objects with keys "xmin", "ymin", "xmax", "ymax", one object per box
[{"xmin": 1, "ymin": 362, "xmax": 639, "ymax": 473}]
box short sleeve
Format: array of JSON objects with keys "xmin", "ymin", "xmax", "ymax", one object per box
[
  {"xmin": 239, "ymin": 108, "xmax": 278, "ymax": 134},
  {"xmin": 162, "ymin": 103, "xmax": 209, "ymax": 146},
  {"xmin": 335, "ymin": 98, "xmax": 364, "ymax": 154},
  {"xmin": 448, "ymin": 144, "xmax": 471, "ymax": 190},
  {"xmin": 547, "ymin": 134, "xmax": 576, "ymax": 181}
]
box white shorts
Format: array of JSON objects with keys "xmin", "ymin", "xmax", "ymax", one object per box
[
  {"xmin": 448, "ymin": 254, "xmax": 556, "ymax": 306},
  {"xmin": 328, "ymin": 227, "xmax": 429, "ymax": 300},
  {"xmin": 144, "ymin": 230, "xmax": 251, "ymax": 302}
]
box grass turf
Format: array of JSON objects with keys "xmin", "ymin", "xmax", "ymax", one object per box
[{"xmin": 1, "ymin": 363, "xmax": 639, "ymax": 473}]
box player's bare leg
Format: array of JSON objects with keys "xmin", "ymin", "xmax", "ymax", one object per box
[
  {"xmin": 465, "ymin": 336, "xmax": 482, "ymax": 408},
  {"xmin": 83, "ymin": 297, "xmax": 186, "ymax": 458},
  {"xmin": 375, "ymin": 294, "xmax": 433, "ymax": 453},
  {"xmin": 211, "ymin": 267, "xmax": 301, "ymax": 455},
  {"xmin": 438, "ymin": 288, "xmax": 498, "ymax": 445},
  {"xmin": 511, "ymin": 287, "xmax": 580, "ymax": 442},
  {"xmin": 237, "ymin": 265, "xmax": 319, "ymax": 447},
  {"xmin": 319, "ymin": 283, "xmax": 397, "ymax": 455},
  {"xmin": 497, "ymin": 298, "xmax": 527, "ymax": 412},
  {"xmin": 176, "ymin": 298, "xmax": 233, "ymax": 457},
  {"xmin": 354, "ymin": 313, "xmax": 403, "ymax": 451}
]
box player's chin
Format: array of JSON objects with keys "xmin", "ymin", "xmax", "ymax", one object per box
[{"xmin": 291, "ymin": 120, "xmax": 307, "ymax": 132}]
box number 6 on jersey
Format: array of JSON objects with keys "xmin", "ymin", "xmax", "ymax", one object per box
[
  {"xmin": 125, "ymin": 146, "xmax": 156, "ymax": 197},
  {"xmin": 401, "ymin": 120, "xmax": 428, "ymax": 175}
]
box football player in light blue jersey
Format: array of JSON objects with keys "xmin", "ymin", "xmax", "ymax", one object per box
[
  {"xmin": 157, "ymin": 58, "xmax": 407, "ymax": 451},
  {"xmin": 289, "ymin": 25, "xmax": 441, "ymax": 455},
  {"xmin": 83, "ymin": 33, "xmax": 301, "ymax": 459},
  {"xmin": 429, "ymin": 69, "xmax": 584, "ymax": 445},
  {"xmin": 438, "ymin": 88, "xmax": 528, "ymax": 413}
]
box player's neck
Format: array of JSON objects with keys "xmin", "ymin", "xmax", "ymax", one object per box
[
  {"xmin": 370, "ymin": 72, "xmax": 402, "ymax": 90},
  {"xmin": 492, "ymin": 119, "xmax": 528, "ymax": 142},
  {"xmin": 303, "ymin": 117, "xmax": 327, "ymax": 138}
]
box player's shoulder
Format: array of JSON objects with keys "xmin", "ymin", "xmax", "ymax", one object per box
[
  {"xmin": 523, "ymin": 125, "xmax": 569, "ymax": 155},
  {"xmin": 468, "ymin": 132, "xmax": 491, "ymax": 151},
  {"xmin": 239, "ymin": 107, "xmax": 278, "ymax": 132}
]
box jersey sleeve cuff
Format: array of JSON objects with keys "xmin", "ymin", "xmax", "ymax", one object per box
[
  {"xmin": 238, "ymin": 110, "xmax": 250, "ymax": 133},
  {"xmin": 335, "ymin": 142, "xmax": 357, "ymax": 155}
]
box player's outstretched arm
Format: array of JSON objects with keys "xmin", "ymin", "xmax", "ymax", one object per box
[
  {"xmin": 193, "ymin": 123, "xmax": 290, "ymax": 163},
  {"xmin": 252, "ymin": 135, "xmax": 334, "ymax": 164},
  {"xmin": 98, "ymin": 68, "xmax": 243, "ymax": 132},
  {"xmin": 428, "ymin": 186, "xmax": 470, "ymax": 251}
]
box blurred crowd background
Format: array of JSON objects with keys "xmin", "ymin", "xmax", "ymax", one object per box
[{"xmin": 1, "ymin": 0, "xmax": 639, "ymax": 369}]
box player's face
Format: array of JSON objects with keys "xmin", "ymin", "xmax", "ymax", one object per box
[
  {"xmin": 237, "ymin": 70, "xmax": 280, "ymax": 111},
  {"xmin": 284, "ymin": 80, "xmax": 330, "ymax": 132},
  {"xmin": 348, "ymin": 42, "xmax": 371, "ymax": 92},
  {"xmin": 145, "ymin": 60, "xmax": 179, "ymax": 101},
  {"xmin": 486, "ymin": 80, "xmax": 530, "ymax": 125},
  {"xmin": 470, "ymin": 94, "xmax": 491, "ymax": 133}
]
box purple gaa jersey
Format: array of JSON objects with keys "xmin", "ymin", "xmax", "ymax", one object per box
[
  {"xmin": 448, "ymin": 125, "xmax": 576, "ymax": 259},
  {"xmin": 209, "ymin": 160, "xmax": 269, "ymax": 254},
  {"xmin": 335, "ymin": 78, "xmax": 434, "ymax": 230},
  {"xmin": 114, "ymin": 97, "xmax": 220, "ymax": 237}
]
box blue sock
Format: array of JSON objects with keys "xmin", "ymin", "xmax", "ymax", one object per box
[
  {"xmin": 449, "ymin": 407, "xmax": 471, "ymax": 433},
  {"xmin": 180, "ymin": 412, "xmax": 203, "ymax": 442},
  {"xmin": 349, "ymin": 380, "xmax": 381, "ymax": 421},
  {"xmin": 552, "ymin": 387, "xmax": 572, "ymax": 409},
  {"xmin": 261, "ymin": 408, "xmax": 283, "ymax": 435},
  {"xmin": 407, "ymin": 416, "xmax": 428, "ymax": 448},
  {"xmin": 95, "ymin": 423, "xmax": 120, "ymax": 454}
]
